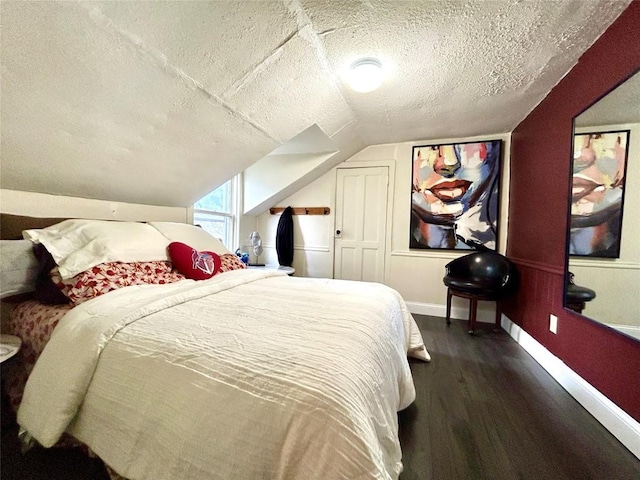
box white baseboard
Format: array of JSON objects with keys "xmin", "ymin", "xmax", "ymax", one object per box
[
  {"xmin": 501, "ymin": 314, "xmax": 640, "ymax": 460},
  {"xmin": 605, "ymin": 324, "xmax": 640, "ymax": 341},
  {"xmin": 406, "ymin": 301, "xmax": 496, "ymax": 324}
]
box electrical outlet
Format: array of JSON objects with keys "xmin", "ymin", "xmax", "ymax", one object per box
[{"xmin": 549, "ymin": 314, "xmax": 558, "ymax": 334}]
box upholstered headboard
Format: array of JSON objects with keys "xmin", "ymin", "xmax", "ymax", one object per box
[{"xmin": 0, "ymin": 214, "xmax": 70, "ymax": 240}]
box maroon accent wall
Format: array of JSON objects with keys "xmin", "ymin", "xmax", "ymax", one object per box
[{"xmin": 506, "ymin": 0, "xmax": 640, "ymax": 422}]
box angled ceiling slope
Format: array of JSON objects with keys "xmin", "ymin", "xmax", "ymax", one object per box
[
  {"xmin": 243, "ymin": 124, "xmax": 339, "ymax": 215},
  {"xmin": 0, "ymin": 0, "xmax": 630, "ymax": 208}
]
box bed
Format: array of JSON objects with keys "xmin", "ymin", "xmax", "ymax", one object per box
[{"xmin": 0, "ymin": 217, "xmax": 429, "ymax": 480}]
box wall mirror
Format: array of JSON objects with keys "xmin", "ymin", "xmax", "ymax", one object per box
[{"xmin": 565, "ymin": 69, "xmax": 640, "ymax": 341}]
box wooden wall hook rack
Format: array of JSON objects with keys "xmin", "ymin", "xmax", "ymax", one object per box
[{"xmin": 269, "ymin": 207, "xmax": 330, "ymax": 216}]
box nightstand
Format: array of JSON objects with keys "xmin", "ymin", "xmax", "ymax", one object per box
[
  {"xmin": 248, "ymin": 264, "xmax": 295, "ymax": 276},
  {"xmin": 1, "ymin": 334, "xmax": 21, "ymax": 428},
  {"xmin": 0, "ymin": 335, "xmax": 21, "ymax": 364}
]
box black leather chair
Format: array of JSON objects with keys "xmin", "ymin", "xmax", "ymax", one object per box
[
  {"xmin": 565, "ymin": 272, "xmax": 596, "ymax": 314},
  {"xmin": 443, "ymin": 251, "xmax": 518, "ymax": 334}
]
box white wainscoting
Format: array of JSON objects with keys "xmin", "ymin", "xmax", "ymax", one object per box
[
  {"xmin": 406, "ymin": 301, "xmax": 496, "ymax": 324},
  {"xmin": 605, "ymin": 324, "xmax": 640, "ymax": 341}
]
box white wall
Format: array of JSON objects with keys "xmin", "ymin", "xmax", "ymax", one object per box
[
  {"xmin": 569, "ymin": 123, "xmax": 640, "ymax": 328},
  {"xmin": 0, "ymin": 189, "xmax": 188, "ymax": 222},
  {"xmin": 3, "ymin": 129, "xmax": 512, "ymax": 320},
  {"xmin": 244, "ymin": 151, "xmax": 338, "ymax": 215},
  {"xmin": 257, "ymin": 172, "xmax": 334, "ymax": 277},
  {"xmin": 258, "ymin": 133, "xmax": 512, "ymax": 320},
  {"xmin": 236, "ymin": 212, "xmax": 258, "ymax": 258}
]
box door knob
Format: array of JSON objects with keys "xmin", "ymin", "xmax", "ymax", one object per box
[{"xmin": 336, "ymin": 229, "xmax": 341, "ymax": 235}]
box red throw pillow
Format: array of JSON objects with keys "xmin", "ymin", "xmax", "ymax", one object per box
[{"xmin": 168, "ymin": 242, "xmax": 221, "ymax": 280}]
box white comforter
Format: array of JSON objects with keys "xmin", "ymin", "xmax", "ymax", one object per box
[{"xmin": 18, "ymin": 269, "xmax": 429, "ymax": 480}]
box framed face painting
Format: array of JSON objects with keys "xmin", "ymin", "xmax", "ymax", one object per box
[
  {"xmin": 569, "ymin": 130, "xmax": 630, "ymax": 258},
  {"xmin": 410, "ymin": 140, "xmax": 502, "ymax": 250}
]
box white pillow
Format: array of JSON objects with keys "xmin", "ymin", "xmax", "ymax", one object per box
[
  {"xmin": 148, "ymin": 222, "xmax": 231, "ymax": 255},
  {"xmin": 0, "ymin": 239, "xmax": 38, "ymax": 298},
  {"xmin": 23, "ymin": 219, "xmax": 170, "ymax": 279}
]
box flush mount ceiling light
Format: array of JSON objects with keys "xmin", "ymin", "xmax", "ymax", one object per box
[{"xmin": 347, "ymin": 57, "xmax": 384, "ymax": 93}]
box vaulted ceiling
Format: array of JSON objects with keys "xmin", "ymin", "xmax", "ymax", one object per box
[{"xmin": 0, "ymin": 0, "xmax": 630, "ymax": 209}]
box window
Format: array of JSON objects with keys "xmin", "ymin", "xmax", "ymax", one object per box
[{"xmin": 193, "ymin": 178, "xmax": 237, "ymax": 249}]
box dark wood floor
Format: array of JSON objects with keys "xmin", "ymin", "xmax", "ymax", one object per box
[
  {"xmin": 1, "ymin": 314, "xmax": 639, "ymax": 479},
  {"xmin": 399, "ymin": 314, "xmax": 640, "ymax": 480}
]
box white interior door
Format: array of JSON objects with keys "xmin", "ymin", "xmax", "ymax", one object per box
[{"xmin": 334, "ymin": 166, "xmax": 389, "ymax": 282}]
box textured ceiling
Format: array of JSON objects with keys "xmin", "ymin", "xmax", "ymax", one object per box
[
  {"xmin": 0, "ymin": 0, "xmax": 631, "ymax": 208},
  {"xmin": 575, "ymin": 70, "xmax": 639, "ymax": 127}
]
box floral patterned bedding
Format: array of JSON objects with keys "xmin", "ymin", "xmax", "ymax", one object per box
[
  {"xmin": 3, "ymin": 300, "xmax": 72, "ymax": 412},
  {"xmin": 50, "ymin": 261, "xmax": 186, "ymax": 305}
]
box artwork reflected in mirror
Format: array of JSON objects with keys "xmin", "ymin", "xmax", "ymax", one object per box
[
  {"xmin": 565, "ymin": 69, "xmax": 640, "ymax": 342},
  {"xmin": 570, "ymin": 130, "xmax": 629, "ymax": 258}
]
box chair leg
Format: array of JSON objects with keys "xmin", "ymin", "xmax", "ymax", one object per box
[
  {"xmin": 494, "ymin": 300, "xmax": 502, "ymax": 332},
  {"xmin": 469, "ymin": 297, "xmax": 478, "ymax": 334},
  {"xmin": 446, "ymin": 289, "xmax": 452, "ymax": 326}
]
